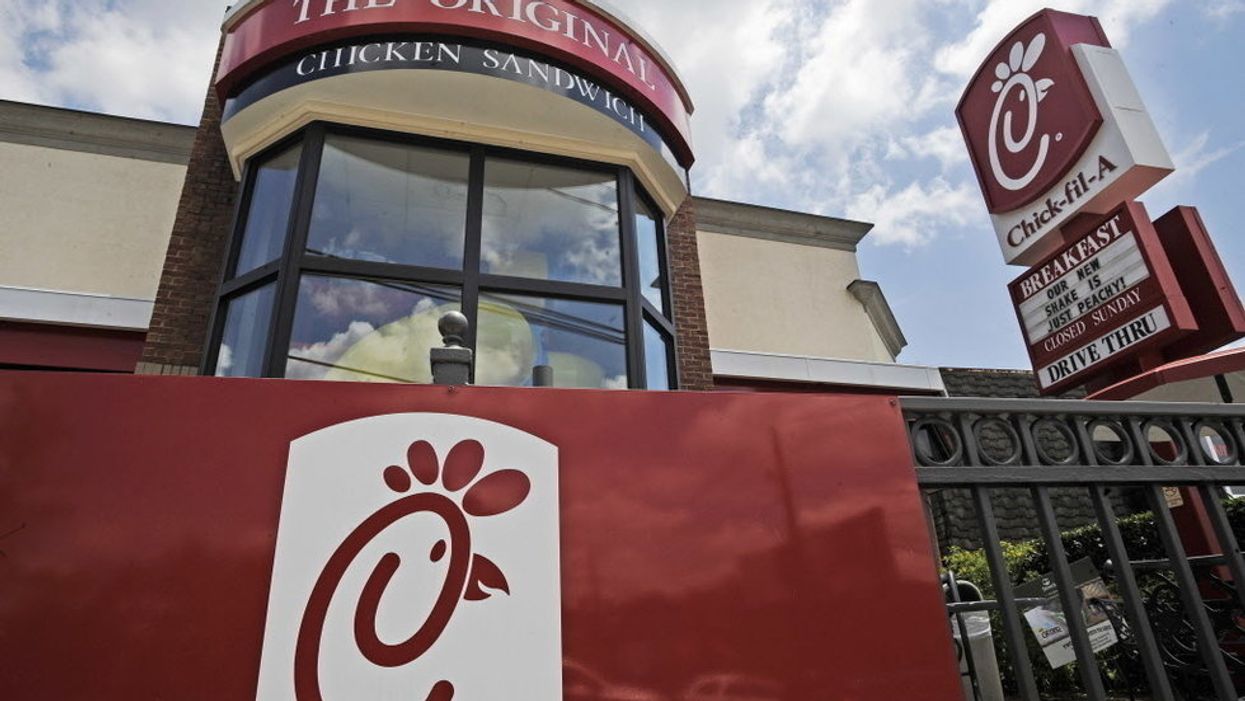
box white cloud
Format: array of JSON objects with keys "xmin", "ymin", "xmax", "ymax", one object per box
[
  {"xmin": 653, "ymin": 0, "xmax": 1178, "ymax": 248},
  {"xmin": 287, "ymin": 321, "xmax": 379, "ymax": 380},
  {"xmin": 626, "ymin": 0, "xmax": 795, "ymax": 196},
  {"xmin": 936, "ymin": 0, "xmax": 1173, "ymax": 80},
  {"xmin": 0, "ymin": 0, "xmax": 226, "ymax": 123},
  {"xmin": 846, "ymin": 178, "xmax": 979, "ymax": 247},
  {"xmin": 762, "ymin": 0, "xmax": 930, "ymax": 151},
  {"xmin": 1171, "ymin": 131, "xmax": 1245, "ymax": 179},
  {"xmin": 1145, "ymin": 130, "xmax": 1245, "ymax": 206},
  {"xmin": 891, "ymin": 125, "xmax": 969, "ymax": 172},
  {"xmin": 0, "ymin": 0, "xmax": 1184, "ymax": 253},
  {"xmin": 1204, "ymin": 0, "xmax": 1245, "ymax": 21}
]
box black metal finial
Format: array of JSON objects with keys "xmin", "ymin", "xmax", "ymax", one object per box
[
  {"xmin": 438, "ymin": 311, "xmax": 469, "ymax": 348},
  {"xmin": 431, "ymin": 312, "xmax": 473, "ymax": 386}
]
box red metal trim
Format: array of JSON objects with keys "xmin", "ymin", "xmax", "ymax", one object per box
[
  {"xmin": 1155, "ymin": 206, "xmax": 1245, "ymax": 360},
  {"xmin": 713, "ymin": 377, "xmax": 940, "ymax": 397},
  {"xmin": 1089, "ymin": 348, "xmax": 1245, "ymax": 400},
  {"xmin": 0, "ymin": 322, "xmax": 144, "ymax": 372}
]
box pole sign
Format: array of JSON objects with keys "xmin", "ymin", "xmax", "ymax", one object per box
[
  {"xmin": 957, "ymin": 9, "xmax": 1174, "ymax": 266},
  {"xmin": 1009, "ymin": 201, "xmax": 1196, "ymax": 394}
]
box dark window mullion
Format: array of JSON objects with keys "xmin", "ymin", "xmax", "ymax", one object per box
[
  {"xmin": 264, "ymin": 123, "xmax": 327, "ymax": 378},
  {"xmin": 299, "ymin": 257, "xmax": 465, "ymax": 287},
  {"xmin": 219, "ymin": 261, "xmax": 281, "ymax": 297},
  {"xmin": 641, "ymin": 302, "xmax": 675, "ymax": 336},
  {"xmin": 477, "ymin": 275, "xmax": 628, "ymax": 303},
  {"xmin": 463, "ymin": 146, "xmax": 487, "ymax": 376},
  {"xmin": 641, "ymin": 307, "xmax": 678, "ymax": 392},
  {"xmin": 330, "ymin": 121, "xmax": 615, "ymax": 176},
  {"xmin": 653, "ymin": 196, "xmax": 675, "ymax": 319},
  {"xmin": 329, "ymin": 122, "xmax": 474, "ymax": 156},
  {"xmin": 200, "ymin": 160, "xmax": 258, "ymax": 375},
  {"xmin": 223, "ymin": 165, "xmax": 260, "ymax": 282},
  {"xmin": 619, "ymin": 168, "xmax": 645, "ymax": 389},
  {"xmin": 659, "ymin": 197, "xmax": 684, "ymax": 390},
  {"xmin": 639, "ymin": 187, "xmax": 679, "ymax": 390}
]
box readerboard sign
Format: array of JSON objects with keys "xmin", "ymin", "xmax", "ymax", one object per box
[
  {"xmin": 1009, "ymin": 201, "xmax": 1196, "ymax": 394},
  {"xmin": 957, "ymin": 9, "xmax": 1174, "ymax": 266}
]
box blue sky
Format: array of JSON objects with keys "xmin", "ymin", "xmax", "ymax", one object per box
[{"xmin": 0, "ymin": 0, "xmax": 1241, "ymax": 370}]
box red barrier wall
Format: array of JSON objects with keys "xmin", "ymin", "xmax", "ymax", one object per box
[{"xmin": 0, "ymin": 374, "xmax": 960, "ymax": 699}]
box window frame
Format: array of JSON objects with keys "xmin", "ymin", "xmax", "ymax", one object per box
[{"xmin": 204, "ymin": 121, "xmax": 678, "ymax": 390}]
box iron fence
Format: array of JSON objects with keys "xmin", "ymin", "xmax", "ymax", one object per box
[{"xmin": 903, "ymin": 397, "xmax": 1245, "ymax": 701}]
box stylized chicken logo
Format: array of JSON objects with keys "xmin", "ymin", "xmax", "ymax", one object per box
[
  {"xmin": 293, "ymin": 439, "xmax": 532, "ymax": 701},
  {"xmin": 988, "ymin": 33, "xmax": 1057, "ymax": 192}
]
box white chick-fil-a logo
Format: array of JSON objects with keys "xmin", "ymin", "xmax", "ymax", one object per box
[
  {"xmin": 988, "ymin": 33, "xmax": 1056, "ymax": 192},
  {"xmin": 257, "ymin": 414, "xmax": 562, "ymax": 701}
]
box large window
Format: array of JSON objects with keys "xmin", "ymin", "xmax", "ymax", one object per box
[{"xmin": 205, "ymin": 124, "xmax": 677, "ymax": 390}]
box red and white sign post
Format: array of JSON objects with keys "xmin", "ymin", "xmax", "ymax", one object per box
[
  {"xmin": 960, "ymin": 9, "xmax": 1243, "ymax": 396},
  {"xmin": 957, "ymin": 10, "xmax": 1173, "ymax": 267}
]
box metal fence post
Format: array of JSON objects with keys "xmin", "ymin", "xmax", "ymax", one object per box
[
  {"xmin": 902, "ymin": 396, "xmax": 1245, "ymax": 701},
  {"xmin": 431, "ymin": 312, "xmax": 473, "ymax": 386}
]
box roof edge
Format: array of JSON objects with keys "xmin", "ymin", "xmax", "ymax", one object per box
[
  {"xmin": 711, "ymin": 349, "xmax": 946, "ymax": 395},
  {"xmin": 694, "ymin": 197, "xmax": 874, "ymax": 252},
  {"xmin": 0, "ymin": 99, "xmax": 196, "ymax": 165},
  {"xmin": 848, "ymin": 280, "xmax": 908, "ymax": 360}
]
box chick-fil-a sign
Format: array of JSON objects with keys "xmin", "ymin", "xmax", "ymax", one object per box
[
  {"xmin": 957, "ymin": 10, "xmax": 1106, "ymax": 217},
  {"xmin": 957, "ymin": 9, "xmax": 1174, "ymax": 266},
  {"xmin": 216, "ymin": 0, "xmax": 695, "ymax": 166}
]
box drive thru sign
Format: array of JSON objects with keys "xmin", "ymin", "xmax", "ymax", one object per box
[{"xmin": 1009, "ymin": 201, "xmax": 1196, "ymax": 395}]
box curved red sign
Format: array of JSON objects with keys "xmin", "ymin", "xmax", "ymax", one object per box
[
  {"xmin": 957, "ymin": 10, "xmax": 1108, "ymax": 214},
  {"xmin": 217, "ymin": 0, "xmax": 695, "ymax": 167}
]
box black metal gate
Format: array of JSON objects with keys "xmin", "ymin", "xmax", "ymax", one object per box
[{"xmin": 903, "ymin": 397, "xmax": 1245, "ymax": 701}]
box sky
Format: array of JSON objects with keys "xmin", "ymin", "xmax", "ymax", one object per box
[{"xmin": 0, "ymin": 0, "xmax": 1242, "ymax": 370}]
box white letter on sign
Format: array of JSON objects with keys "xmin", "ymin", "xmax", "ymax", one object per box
[{"xmin": 988, "ymin": 34, "xmax": 1056, "ymax": 192}]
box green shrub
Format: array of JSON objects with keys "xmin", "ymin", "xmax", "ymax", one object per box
[
  {"xmin": 942, "ymin": 497, "xmax": 1245, "ymax": 598},
  {"xmin": 941, "ymin": 495, "xmax": 1245, "ymax": 695}
]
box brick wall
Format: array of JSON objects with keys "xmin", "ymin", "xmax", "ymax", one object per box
[
  {"xmin": 137, "ymin": 40, "xmax": 239, "ymax": 376},
  {"xmin": 667, "ymin": 196, "xmax": 714, "ymax": 391}
]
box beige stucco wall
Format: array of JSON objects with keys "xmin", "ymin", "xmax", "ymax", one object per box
[
  {"xmin": 697, "ymin": 230, "xmax": 895, "ymax": 362},
  {"xmin": 0, "ymin": 141, "xmax": 185, "ymax": 299}
]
